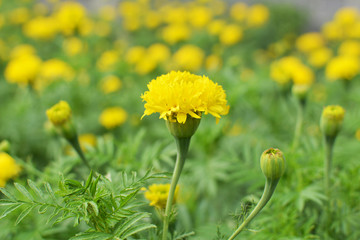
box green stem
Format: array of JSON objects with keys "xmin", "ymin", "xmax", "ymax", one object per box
[
  {"xmin": 228, "ymin": 179, "xmax": 279, "ymax": 240},
  {"xmin": 324, "ymin": 136, "xmax": 335, "ymax": 221},
  {"xmin": 292, "ymin": 100, "xmax": 304, "ymax": 150},
  {"xmin": 162, "ymin": 137, "xmax": 190, "ymax": 240},
  {"xmin": 68, "ymin": 137, "xmax": 91, "ymax": 170}
]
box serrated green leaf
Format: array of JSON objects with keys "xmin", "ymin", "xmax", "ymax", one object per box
[
  {"xmin": 85, "ymin": 170, "xmax": 94, "ymax": 190},
  {"xmin": 0, "ymin": 199, "xmax": 17, "ymax": 206},
  {"xmin": 44, "ymin": 182, "xmax": 57, "ymax": 202},
  {"xmin": 0, "ymin": 203, "xmax": 23, "ymax": 219},
  {"xmin": 47, "ymin": 207, "xmax": 62, "ymax": 225},
  {"xmin": 87, "ymin": 201, "xmax": 99, "ymax": 216},
  {"xmin": 114, "ymin": 212, "xmax": 149, "ymax": 236},
  {"xmin": 15, "ymin": 205, "xmax": 34, "ymax": 225},
  {"xmin": 121, "ymin": 223, "xmax": 156, "ymax": 239},
  {"xmin": 27, "ymin": 179, "xmax": 44, "ymax": 200},
  {"xmin": 90, "ymin": 175, "xmax": 100, "ymax": 196},
  {"xmin": 69, "ymin": 232, "xmax": 112, "ymax": 240},
  {"xmin": 0, "ymin": 187, "xmax": 17, "ymax": 200},
  {"xmin": 14, "ymin": 183, "xmax": 34, "ymax": 202},
  {"xmin": 38, "ymin": 205, "xmax": 49, "ymax": 214}
]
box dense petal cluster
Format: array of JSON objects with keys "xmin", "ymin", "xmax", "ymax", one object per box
[
  {"xmin": 0, "ymin": 152, "xmax": 21, "ymax": 187},
  {"xmin": 141, "ymin": 71, "xmax": 229, "ymax": 124},
  {"xmin": 325, "ymin": 55, "xmax": 360, "ymax": 81},
  {"xmin": 46, "ymin": 101, "xmax": 72, "ymax": 126},
  {"xmin": 143, "ymin": 184, "xmax": 179, "ymax": 209}
]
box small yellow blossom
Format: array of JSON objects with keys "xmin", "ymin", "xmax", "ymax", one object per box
[
  {"xmin": 322, "ymin": 21, "xmax": 343, "ymax": 41},
  {"xmin": 96, "ymin": 50, "xmax": 119, "ymax": 72},
  {"xmin": 100, "ymin": 75, "xmax": 122, "ymax": 94},
  {"xmin": 230, "ymin": 2, "xmax": 247, "ymax": 22},
  {"xmin": 119, "ymin": 1, "xmax": 142, "ymax": 19},
  {"xmin": 143, "ymin": 184, "xmax": 179, "ymax": 209},
  {"xmin": 246, "ymin": 4, "xmax": 269, "ymax": 27},
  {"xmin": 55, "ymin": 2, "xmax": 87, "ymax": 36},
  {"xmin": 334, "ymin": 7, "xmax": 359, "ymax": 26},
  {"xmin": 5, "ymin": 54, "xmax": 42, "ymax": 86},
  {"xmin": 79, "ymin": 134, "xmax": 97, "ymax": 151},
  {"xmin": 144, "ymin": 11, "xmax": 162, "ymax": 29},
  {"xmin": 163, "ymin": 6, "xmax": 188, "ymax": 24},
  {"xmin": 23, "ymin": 17, "xmax": 58, "ymax": 40},
  {"xmin": 308, "ymin": 47, "xmax": 332, "ymax": 68},
  {"xmin": 63, "ymin": 37, "xmax": 83, "ymax": 56},
  {"xmin": 147, "ymin": 43, "xmax": 171, "ymax": 64},
  {"xmin": 9, "ymin": 8, "xmax": 30, "ymax": 25},
  {"xmin": 296, "ymin": 32, "xmax": 324, "ymax": 53},
  {"xmin": 99, "ymin": 107, "xmax": 128, "ymax": 129},
  {"xmin": 338, "ymin": 40, "xmax": 360, "ymax": 57},
  {"xmin": 219, "ymin": 24, "xmax": 243, "ymax": 46},
  {"xmin": 205, "ymin": 54, "xmax": 222, "ymax": 71},
  {"xmin": 135, "ymin": 56, "xmax": 158, "ymax": 75},
  {"xmin": 162, "ymin": 24, "xmax": 191, "ymax": 44},
  {"xmin": 94, "ymin": 21, "xmax": 112, "ymax": 37},
  {"xmin": 125, "ymin": 46, "xmax": 146, "ymax": 64},
  {"xmin": 188, "ymin": 6, "xmax": 212, "ymax": 28},
  {"xmin": 46, "ymin": 101, "xmax": 72, "ymax": 126},
  {"xmin": 172, "ymin": 45, "xmax": 205, "ymax": 72},
  {"xmin": 325, "ymin": 55, "xmax": 360, "ymax": 81},
  {"xmin": 141, "ymin": 71, "xmax": 229, "ymax": 124},
  {"xmin": 207, "ymin": 19, "xmax": 226, "ymax": 35},
  {"xmin": 0, "ymin": 152, "xmax": 21, "ymax": 187}
]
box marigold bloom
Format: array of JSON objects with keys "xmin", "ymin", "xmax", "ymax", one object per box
[
  {"xmin": 334, "ymin": 7, "xmax": 359, "ymax": 26},
  {"xmin": 219, "ymin": 24, "xmax": 243, "ymax": 46},
  {"xmin": 46, "ymin": 101, "xmax": 72, "ymax": 126},
  {"xmin": 100, "ymin": 75, "xmax": 122, "ymax": 94},
  {"xmin": 338, "ymin": 40, "xmax": 360, "ymax": 57},
  {"xmin": 99, "ymin": 107, "xmax": 128, "ymax": 129},
  {"xmin": 0, "ymin": 152, "xmax": 21, "ymax": 187},
  {"xmin": 230, "ymin": 2, "xmax": 247, "ymax": 22},
  {"xmin": 10, "ymin": 44, "xmax": 36, "ymax": 59},
  {"xmin": 296, "ymin": 32, "xmax": 324, "ymax": 53},
  {"xmin": 23, "ymin": 16, "xmax": 58, "ymax": 40},
  {"xmin": 5, "ymin": 54, "xmax": 42, "ymax": 86},
  {"xmin": 188, "ymin": 6, "xmax": 212, "ymax": 28},
  {"xmin": 162, "ymin": 24, "xmax": 191, "ymax": 44},
  {"xmin": 55, "ymin": 2, "xmax": 87, "ymax": 36},
  {"xmin": 79, "ymin": 134, "xmax": 97, "ymax": 151},
  {"xmin": 172, "ymin": 45, "xmax": 205, "ymax": 71},
  {"xmin": 96, "ymin": 50, "xmax": 119, "ymax": 72},
  {"xmin": 322, "ymin": 21, "xmax": 343, "ymax": 41},
  {"xmin": 246, "ymin": 4, "xmax": 269, "ymax": 27},
  {"xmin": 308, "ymin": 47, "xmax": 332, "ymax": 68},
  {"xmin": 325, "ymin": 55, "xmax": 360, "ymax": 81},
  {"xmin": 143, "ymin": 184, "xmax": 179, "ymax": 209},
  {"xmin": 63, "ymin": 37, "xmax": 83, "ymax": 56},
  {"xmin": 141, "ymin": 71, "xmax": 229, "ymax": 124}
]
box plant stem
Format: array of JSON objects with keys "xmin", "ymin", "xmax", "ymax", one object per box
[
  {"xmin": 323, "ymin": 136, "xmax": 335, "ymax": 221},
  {"xmin": 227, "ymin": 179, "xmax": 279, "ymax": 240},
  {"xmin": 162, "ymin": 137, "xmax": 190, "ymax": 240},
  {"xmin": 292, "ymin": 100, "xmax": 305, "ymax": 150},
  {"xmin": 68, "ymin": 137, "xmax": 91, "ymax": 170}
]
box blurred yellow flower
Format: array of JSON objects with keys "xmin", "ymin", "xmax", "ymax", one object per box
[
  {"xmin": 163, "ymin": 6, "xmax": 187, "ymax": 24},
  {"xmin": 207, "ymin": 19, "xmax": 226, "ymax": 35},
  {"xmin": 219, "ymin": 24, "xmax": 243, "ymax": 46},
  {"xmin": 5, "ymin": 54, "xmax": 42, "ymax": 86},
  {"xmin": 292, "ymin": 65, "xmax": 314, "ymax": 86},
  {"xmin": 125, "ymin": 46, "xmax": 146, "ymax": 64},
  {"xmin": 230, "ymin": 2, "xmax": 247, "ymax": 22},
  {"xmin": 334, "ymin": 7, "xmax": 359, "ymax": 26},
  {"xmin": 308, "ymin": 47, "xmax": 332, "ymax": 68},
  {"xmin": 119, "ymin": 1, "xmax": 142, "ymax": 19},
  {"xmin": 36, "ymin": 59, "xmax": 74, "ymax": 90},
  {"xmin": 147, "ymin": 43, "xmax": 171, "ymax": 64},
  {"xmin": 55, "ymin": 2, "xmax": 87, "ymax": 36},
  {"xmin": 338, "ymin": 40, "xmax": 360, "ymax": 57},
  {"xmin": 162, "ymin": 24, "xmax": 191, "ymax": 44},
  {"xmin": 172, "ymin": 45, "xmax": 205, "ymax": 71},
  {"xmin": 0, "ymin": 152, "xmax": 21, "ymax": 187},
  {"xmin": 205, "ymin": 54, "xmax": 222, "ymax": 71},
  {"xmin": 96, "ymin": 50, "xmax": 119, "ymax": 72},
  {"xmin": 99, "ymin": 107, "xmax": 128, "ymax": 129},
  {"xmin": 188, "ymin": 6, "xmax": 212, "ymax": 28},
  {"xmin": 10, "ymin": 44, "xmax": 36, "ymax": 59},
  {"xmin": 143, "ymin": 184, "xmax": 179, "ymax": 209},
  {"xmin": 246, "ymin": 4, "xmax": 269, "ymax": 27},
  {"xmin": 63, "ymin": 37, "xmax": 83, "ymax": 56},
  {"xmin": 296, "ymin": 32, "xmax": 324, "ymax": 53},
  {"xmin": 135, "ymin": 56, "xmax": 158, "ymax": 75},
  {"xmin": 325, "ymin": 55, "xmax": 360, "ymax": 81},
  {"xmin": 322, "ymin": 21, "xmax": 343, "ymax": 41},
  {"xmin": 46, "ymin": 100, "xmax": 72, "ymax": 126},
  {"xmin": 79, "ymin": 134, "xmax": 97, "ymax": 151},
  {"xmin": 144, "ymin": 11, "xmax": 162, "ymax": 29},
  {"xmin": 94, "ymin": 21, "xmax": 112, "ymax": 37},
  {"xmin": 100, "ymin": 75, "xmax": 122, "ymax": 94},
  {"xmin": 9, "ymin": 8, "xmax": 30, "ymax": 25},
  {"xmin": 23, "ymin": 17, "xmax": 58, "ymax": 40},
  {"xmin": 141, "ymin": 71, "xmax": 229, "ymax": 123},
  {"xmin": 99, "ymin": 5, "xmax": 117, "ymax": 21}
]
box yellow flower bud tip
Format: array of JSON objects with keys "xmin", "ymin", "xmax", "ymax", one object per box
[
  {"xmin": 320, "ymin": 105, "xmax": 345, "ymax": 137},
  {"xmin": 46, "ymin": 100, "xmax": 72, "ymax": 126},
  {"xmin": 260, "ymin": 148, "xmax": 286, "ymax": 181},
  {"xmin": 143, "ymin": 183, "xmax": 179, "ymax": 209}
]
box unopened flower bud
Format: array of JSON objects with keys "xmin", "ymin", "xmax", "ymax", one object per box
[
  {"xmin": 320, "ymin": 105, "xmax": 345, "ymax": 138},
  {"xmin": 260, "ymin": 148, "xmax": 286, "ymax": 181},
  {"xmin": 166, "ymin": 116, "xmax": 201, "ymax": 138},
  {"xmin": 0, "ymin": 140, "xmax": 10, "ymax": 153},
  {"xmin": 292, "ymin": 84, "xmax": 310, "ymax": 104}
]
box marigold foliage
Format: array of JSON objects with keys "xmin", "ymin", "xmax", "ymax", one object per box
[{"xmin": 141, "ymin": 71, "xmax": 229, "ymax": 124}]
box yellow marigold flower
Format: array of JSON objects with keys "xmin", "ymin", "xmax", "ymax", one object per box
[
  {"xmin": 292, "ymin": 64, "xmax": 314, "ymax": 86},
  {"xmin": 219, "ymin": 24, "xmax": 243, "ymax": 46},
  {"xmin": 141, "ymin": 71, "xmax": 229, "ymax": 124},
  {"xmin": 99, "ymin": 5, "xmax": 117, "ymax": 21},
  {"xmin": 79, "ymin": 134, "xmax": 97, "ymax": 151},
  {"xmin": 322, "ymin": 21, "xmax": 343, "ymax": 41},
  {"xmin": 135, "ymin": 56, "xmax": 158, "ymax": 75},
  {"xmin": 143, "ymin": 184, "xmax": 179, "ymax": 209},
  {"xmin": 172, "ymin": 45, "xmax": 205, "ymax": 72},
  {"xmin": 163, "ymin": 6, "xmax": 188, "ymax": 24},
  {"xmin": 296, "ymin": 32, "xmax": 324, "ymax": 53},
  {"xmin": 246, "ymin": 4, "xmax": 269, "ymax": 27},
  {"xmin": 346, "ymin": 22, "xmax": 360, "ymax": 39},
  {"xmin": 23, "ymin": 16, "xmax": 58, "ymax": 40},
  {"xmin": 99, "ymin": 107, "xmax": 128, "ymax": 129},
  {"xmin": 0, "ymin": 152, "xmax": 21, "ymax": 187},
  {"xmin": 308, "ymin": 47, "xmax": 332, "ymax": 68},
  {"xmin": 207, "ymin": 19, "xmax": 226, "ymax": 36},
  {"xmin": 162, "ymin": 24, "xmax": 191, "ymax": 44},
  {"xmin": 119, "ymin": 1, "xmax": 142, "ymax": 19},
  {"xmin": 144, "ymin": 11, "xmax": 162, "ymax": 29},
  {"xmin": 230, "ymin": 2, "xmax": 248, "ymax": 22},
  {"xmin": 355, "ymin": 129, "xmax": 360, "ymax": 141},
  {"xmin": 5, "ymin": 54, "xmax": 42, "ymax": 86},
  {"xmin": 205, "ymin": 54, "xmax": 222, "ymax": 71},
  {"xmin": 100, "ymin": 75, "xmax": 122, "ymax": 94},
  {"xmin": 334, "ymin": 7, "xmax": 359, "ymax": 26},
  {"xmin": 96, "ymin": 50, "xmax": 119, "ymax": 72},
  {"xmin": 55, "ymin": 2, "xmax": 87, "ymax": 36},
  {"xmin": 122, "ymin": 17, "xmax": 141, "ymax": 31},
  {"xmin": 325, "ymin": 55, "xmax": 360, "ymax": 81},
  {"xmin": 147, "ymin": 43, "xmax": 171, "ymax": 64},
  {"xmin": 9, "ymin": 8, "xmax": 30, "ymax": 25},
  {"xmin": 188, "ymin": 6, "xmax": 212, "ymax": 28},
  {"xmin": 338, "ymin": 40, "xmax": 360, "ymax": 57},
  {"xmin": 63, "ymin": 37, "xmax": 83, "ymax": 56},
  {"xmin": 126, "ymin": 46, "xmax": 146, "ymax": 64},
  {"xmin": 10, "ymin": 44, "xmax": 36, "ymax": 59},
  {"xmin": 46, "ymin": 100, "xmax": 72, "ymax": 126}
]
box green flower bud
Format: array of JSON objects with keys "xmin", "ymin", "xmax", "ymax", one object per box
[
  {"xmin": 0, "ymin": 140, "xmax": 10, "ymax": 153},
  {"xmin": 260, "ymin": 148, "xmax": 286, "ymax": 181},
  {"xmin": 292, "ymin": 84, "xmax": 310, "ymax": 104},
  {"xmin": 320, "ymin": 105, "xmax": 345, "ymax": 138},
  {"xmin": 166, "ymin": 116, "xmax": 201, "ymax": 138}
]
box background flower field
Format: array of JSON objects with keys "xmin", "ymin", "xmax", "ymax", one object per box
[{"xmin": 1, "ymin": 0, "xmax": 360, "ymax": 239}]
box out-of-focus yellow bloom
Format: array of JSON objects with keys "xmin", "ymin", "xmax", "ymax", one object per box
[
  {"xmin": 308, "ymin": 47, "xmax": 332, "ymax": 68},
  {"xmin": 10, "ymin": 44, "xmax": 36, "ymax": 59},
  {"xmin": 100, "ymin": 75, "xmax": 122, "ymax": 94},
  {"xmin": 23, "ymin": 17, "xmax": 58, "ymax": 40},
  {"xmin": 5, "ymin": 54, "xmax": 42, "ymax": 86},
  {"xmin": 119, "ymin": 1, "xmax": 142, "ymax": 19},
  {"xmin": 219, "ymin": 24, "xmax": 243, "ymax": 46},
  {"xmin": 230, "ymin": 2, "xmax": 247, "ymax": 22},
  {"xmin": 147, "ymin": 43, "xmax": 171, "ymax": 63},
  {"xmin": 355, "ymin": 129, "xmax": 360, "ymax": 141},
  {"xmin": 33, "ymin": 3, "xmax": 48, "ymax": 16},
  {"xmin": 205, "ymin": 54, "xmax": 222, "ymax": 71},
  {"xmin": 162, "ymin": 24, "xmax": 191, "ymax": 44},
  {"xmin": 125, "ymin": 46, "xmax": 146, "ymax": 64},
  {"xmin": 338, "ymin": 40, "xmax": 360, "ymax": 57},
  {"xmin": 135, "ymin": 56, "xmax": 158, "ymax": 75},
  {"xmin": 296, "ymin": 32, "xmax": 324, "ymax": 53},
  {"xmin": 144, "ymin": 11, "xmax": 162, "ymax": 29},
  {"xmin": 143, "ymin": 184, "xmax": 179, "ymax": 209},
  {"xmin": 346, "ymin": 22, "xmax": 360, "ymax": 39},
  {"xmin": 99, "ymin": 107, "xmax": 128, "ymax": 129},
  {"xmin": 78, "ymin": 18, "xmax": 94, "ymax": 36},
  {"xmin": 188, "ymin": 6, "xmax": 212, "ymax": 28},
  {"xmin": 9, "ymin": 8, "xmax": 30, "ymax": 25},
  {"xmin": 99, "ymin": 5, "xmax": 116, "ymax": 21},
  {"xmin": 36, "ymin": 59, "xmax": 74, "ymax": 90},
  {"xmin": 141, "ymin": 71, "xmax": 229, "ymax": 123},
  {"xmin": 163, "ymin": 6, "xmax": 187, "ymax": 24},
  {"xmin": 122, "ymin": 17, "xmax": 141, "ymax": 31},
  {"xmin": 325, "ymin": 55, "xmax": 360, "ymax": 81},
  {"xmin": 334, "ymin": 7, "xmax": 359, "ymax": 26},
  {"xmin": 94, "ymin": 21, "xmax": 111, "ymax": 37},
  {"xmin": 322, "ymin": 21, "xmax": 343, "ymax": 41},
  {"xmin": 0, "ymin": 152, "xmax": 21, "ymax": 187},
  {"xmin": 46, "ymin": 100, "xmax": 72, "ymax": 126},
  {"xmin": 246, "ymin": 4, "xmax": 269, "ymax": 27},
  {"xmin": 79, "ymin": 134, "xmax": 97, "ymax": 151},
  {"xmin": 292, "ymin": 65, "xmax": 314, "ymax": 86},
  {"xmin": 172, "ymin": 45, "xmax": 205, "ymax": 72},
  {"xmin": 55, "ymin": 2, "xmax": 87, "ymax": 36},
  {"xmin": 207, "ymin": 19, "xmax": 226, "ymax": 35},
  {"xmin": 96, "ymin": 50, "xmax": 119, "ymax": 72},
  {"xmin": 63, "ymin": 37, "xmax": 83, "ymax": 56}
]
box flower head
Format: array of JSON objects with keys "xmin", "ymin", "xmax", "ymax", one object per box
[
  {"xmin": 143, "ymin": 184, "xmax": 179, "ymax": 209},
  {"xmin": 0, "ymin": 152, "xmax": 21, "ymax": 187},
  {"xmin": 99, "ymin": 107, "xmax": 128, "ymax": 129},
  {"xmin": 141, "ymin": 71, "xmax": 229, "ymax": 124},
  {"xmin": 260, "ymin": 148, "xmax": 285, "ymax": 181},
  {"xmin": 46, "ymin": 100, "xmax": 72, "ymax": 126},
  {"xmin": 320, "ymin": 105, "xmax": 345, "ymax": 137}
]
